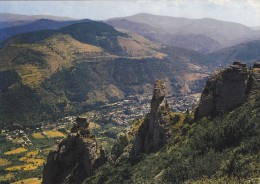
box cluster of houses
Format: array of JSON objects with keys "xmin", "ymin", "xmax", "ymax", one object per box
[
  {"xmin": 1, "ymin": 129, "xmax": 33, "ymax": 147},
  {"xmin": 0, "ymin": 93, "xmax": 201, "ymax": 149},
  {"xmin": 169, "ymin": 94, "xmax": 200, "ymax": 113},
  {"xmin": 84, "ymin": 93, "xmax": 200, "ymax": 126}
]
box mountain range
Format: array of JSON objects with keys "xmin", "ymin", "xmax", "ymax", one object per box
[
  {"xmin": 107, "ymin": 13, "xmax": 260, "ymax": 53},
  {"xmin": 1, "ymin": 13, "xmax": 260, "ymax": 54},
  {"xmin": 0, "ymin": 13, "xmax": 75, "ymax": 29},
  {"xmin": 0, "ymin": 13, "xmax": 260, "ymax": 126},
  {"xmin": 0, "ymin": 20, "xmax": 209, "ymax": 126},
  {"xmin": 0, "ymin": 19, "xmax": 92, "ymax": 42}
]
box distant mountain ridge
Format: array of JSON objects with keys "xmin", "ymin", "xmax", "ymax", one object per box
[
  {"xmin": 1, "ymin": 12, "xmax": 259, "ymax": 54},
  {"xmin": 107, "ymin": 13, "xmax": 260, "ymax": 53},
  {"xmin": 0, "ymin": 19, "xmax": 92, "ymax": 42},
  {"xmin": 107, "ymin": 19, "xmax": 223, "ymax": 53},
  {"xmin": 210, "ymin": 39, "xmax": 260, "ymax": 66},
  {"xmin": 0, "ymin": 13, "xmax": 75, "ymax": 28},
  {"xmin": 0, "ymin": 13, "xmax": 75, "ymax": 22},
  {"xmin": 0, "ymin": 13, "xmax": 75, "ymax": 30}
]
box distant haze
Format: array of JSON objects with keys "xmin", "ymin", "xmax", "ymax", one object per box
[{"xmin": 0, "ymin": 0, "xmax": 260, "ymax": 27}]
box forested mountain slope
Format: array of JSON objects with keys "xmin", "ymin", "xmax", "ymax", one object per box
[{"xmin": 0, "ymin": 21, "xmax": 209, "ymax": 126}]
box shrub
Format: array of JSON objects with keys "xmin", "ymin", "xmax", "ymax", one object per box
[{"xmin": 171, "ymin": 114, "xmax": 180, "ymax": 124}]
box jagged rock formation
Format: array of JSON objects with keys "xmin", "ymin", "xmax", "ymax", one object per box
[
  {"xmin": 130, "ymin": 80, "xmax": 171, "ymax": 162},
  {"xmin": 253, "ymin": 62, "xmax": 260, "ymax": 68},
  {"xmin": 43, "ymin": 117, "xmax": 106, "ymax": 184},
  {"xmin": 195, "ymin": 61, "xmax": 252, "ymax": 119}
]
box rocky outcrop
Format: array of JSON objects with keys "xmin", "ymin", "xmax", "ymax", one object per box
[
  {"xmin": 42, "ymin": 117, "xmax": 106, "ymax": 184},
  {"xmin": 130, "ymin": 80, "xmax": 171, "ymax": 162},
  {"xmin": 253, "ymin": 62, "xmax": 260, "ymax": 68},
  {"xmin": 195, "ymin": 61, "xmax": 251, "ymax": 119},
  {"xmin": 250, "ymin": 62, "xmax": 260, "ymax": 98}
]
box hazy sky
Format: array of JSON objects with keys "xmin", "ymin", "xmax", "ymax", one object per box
[{"xmin": 0, "ymin": 0, "xmax": 260, "ymax": 26}]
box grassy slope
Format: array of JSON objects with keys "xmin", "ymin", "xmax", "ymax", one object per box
[{"xmin": 85, "ymin": 94, "xmax": 260, "ymax": 184}]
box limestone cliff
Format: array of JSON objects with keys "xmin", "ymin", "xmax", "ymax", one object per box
[
  {"xmin": 130, "ymin": 80, "xmax": 171, "ymax": 162},
  {"xmin": 195, "ymin": 61, "xmax": 255, "ymax": 119},
  {"xmin": 42, "ymin": 117, "xmax": 106, "ymax": 184}
]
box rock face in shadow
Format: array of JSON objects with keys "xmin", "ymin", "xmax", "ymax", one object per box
[
  {"xmin": 253, "ymin": 62, "xmax": 260, "ymax": 68},
  {"xmin": 42, "ymin": 117, "xmax": 106, "ymax": 184},
  {"xmin": 130, "ymin": 80, "xmax": 171, "ymax": 162},
  {"xmin": 195, "ymin": 61, "xmax": 251, "ymax": 119}
]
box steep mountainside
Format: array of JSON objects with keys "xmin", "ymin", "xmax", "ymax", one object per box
[
  {"xmin": 107, "ymin": 13, "xmax": 260, "ymax": 53},
  {"xmin": 210, "ymin": 39, "xmax": 260, "ymax": 66},
  {"xmin": 107, "ymin": 19, "xmax": 223, "ymax": 53},
  {"xmin": 85, "ymin": 62, "xmax": 260, "ymax": 184},
  {"xmin": 0, "ymin": 21, "xmax": 209, "ymax": 126}
]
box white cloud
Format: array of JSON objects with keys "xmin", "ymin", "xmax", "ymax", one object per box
[
  {"xmin": 247, "ymin": 0, "xmax": 260, "ymax": 6},
  {"xmin": 208, "ymin": 0, "xmax": 232, "ymax": 5},
  {"xmin": 247, "ymin": 0, "xmax": 260, "ymax": 13}
]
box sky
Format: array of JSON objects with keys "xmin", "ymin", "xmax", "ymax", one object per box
[{"xmin": 0, "ymin": 0, "xmax": 260, "ymax": 27}]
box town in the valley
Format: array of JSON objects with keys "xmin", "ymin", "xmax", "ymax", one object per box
[{"xmin": 0, "ymin": 93, "xmax": 201, "ymax": 147}]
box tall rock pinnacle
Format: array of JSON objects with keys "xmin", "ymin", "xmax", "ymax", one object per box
[
  {"xmin": 43, "ymin": 117, "xmax": 106, "ymax": 184},
  {"xmin": 130, "ymin": 80, "xmax": 171, "ymax": 162}
]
